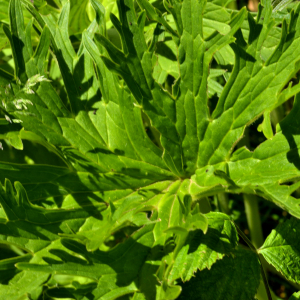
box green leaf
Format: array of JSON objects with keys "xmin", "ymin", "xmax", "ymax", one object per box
[
  {"xmin": 0, "ymin": 178, "xmax": 102, "ymax": 252},
  {"xmin": 259, "ymin": 217, "xmax": 300, "ymax": 284},
  {"xmin": 188, "ymin": 7, "xmax": 300, "ymax": 218},
  {"xmin": 0, "ymin": 253, "xmax": 32, "ymax": 283},
  {"xmin": 289, "ymin": 292, "xmax": 300, "ymax": 300},
  {"xmin": 168, "ymin": 212, "xmax": 238, "ymax": 282},
  {"xmin": 0, "ymin": 270, "xmax": 49, "ymax": 300},
  {"xmin": 2, "ymin": 0, "xmax": 300, "ymax": 298},
  {"xmin": 17, "ymin": 225, "xmax": 155, "ymax": 299},
  {"xmin": 177, "ymin": 248, "xmax": 260, "ymax": 300}
]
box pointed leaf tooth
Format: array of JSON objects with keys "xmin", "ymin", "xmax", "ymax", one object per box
[
  {"xmin": 289, "ymin": 181, "xmax": 300, "ymax": 195},
  {"xmin": 258, "ymin": 111, "xmax": 273, "ymax": 139},
  {"xmin": 148, "ymin": 22, "xmax": 163, "ymax": 52},
  {"xmin": 8, "ymin": 0, "xmax": 30, "ymax": 81},
  {"xmin": 14, "ymin": 182, "xmax": 32, "ymax": 210},
  {"xmin": 0, "ymin": 180, "xmax": 18, "ymax": 221},
  {"xmin": 163, "ymin": 0, "xmax": 183, "ymax": 36},
  {"xmin": 136, "ymin": 0, "xmax": 179, "ymax": 38},
  {"xmin": 90, "ymin": 0, "xmax": 106, "ymax": 35},
  {"xmin": 110, "ymin": 12, "xmax": 129, "ymax": 55},
  {"xmin": 33, "ymin": 26, "xmax": 50, "ymax": 75}
]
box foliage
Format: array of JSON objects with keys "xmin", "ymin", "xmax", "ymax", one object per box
[{"xmin": 0, "ymin": 0, "xmax": 300, "ymax": 299}]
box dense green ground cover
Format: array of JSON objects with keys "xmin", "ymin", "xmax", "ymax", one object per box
[{"xmin": 1, "ymin": 0, "xmax": 300, "ymax": 299}]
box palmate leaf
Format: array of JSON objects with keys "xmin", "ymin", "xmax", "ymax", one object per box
[{"xmin": 2, "ymin": 0, "xmax": 300, "ymax": 298}]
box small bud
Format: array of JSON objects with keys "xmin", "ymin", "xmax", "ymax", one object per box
[{"xmin": 0, "ymin": 142, "xmax": 3, "ymax": 150}]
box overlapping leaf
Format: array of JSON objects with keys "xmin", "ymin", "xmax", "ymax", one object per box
[
  {"xmin": 1, "ymin": 0, "xmax": 300, "ymax": 298},
  {"xmin": 0, "ymin": 178, "xmax": 99, "ymax": 252},
  {"xmin": 17, "ymin": 225, "xmax": 159, "ymax": 299},
  {"xmin": 177, "ymin": 248, "xmax": 260, "ymax": 300},
  {"xmin": 167, "ymin": 212, "xmax": 238, "ymax": 282}
]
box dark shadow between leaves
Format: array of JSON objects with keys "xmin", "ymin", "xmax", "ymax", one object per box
[
  {"xmin": 36, "ymin": 217, "xmax": 236, "ymax": 300},
  {"xmin": 87, "ymin": 147, "xmax": 125, "ymax": 156},
  {"xmin": 43, "ymin": 237, "xmax": 170, "ymax": 300},
  {"xmin": 50, "ymin": 237, "xmax": 149, "ymax": 282},
  {"xmin": 72, "ymin": 54, "xmax": 102, "ymax": 111},
  {"xmin": 55, "ymin": 49, "xmax": 101, "ymax": 116},
  {"xmin": 155, "ymin": 42, "xmax": 177, "ymax": 61},
  {"xmin": 281, "ymin": 96, "xmax": 300, "ymax": 171},
  {"xmin": 186, "ymin": 227, "xmax": 234, "ymax": 256}
]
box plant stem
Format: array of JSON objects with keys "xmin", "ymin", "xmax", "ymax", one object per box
[
  {"xmin": 259, "ymin": 261, "xmax": 273, "ymax": 300},
  {"xmin": 270, "ymin": 106, "xmax": 284, "ymax": 128},
  {"xmin": 234, "ymin": 223, "xmax": 272, "ymax": 300},
  {"xmin": 235, "ymin": 223, "xmax": 257, "ymax": 252},
  {"xmin": 242, "ymin": 195, "xmax": 272, "ymax": 299},
  {"xmin": 243, "ymin": 194, "xmax": 264, "ymax": 249},
  {"xmin": 198, "ymin": 197, "xmax": 211, "ymax": 214},
  {"xmin": 217, "ymin": 192, "xmax": 231, "ymax": 215}
]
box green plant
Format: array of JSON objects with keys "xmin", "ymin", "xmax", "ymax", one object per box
[{"xmin": 1, "ymin": 0, "xmax": 300, "ymax": 299}]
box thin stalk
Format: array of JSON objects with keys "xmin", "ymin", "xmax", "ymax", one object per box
[
  {"xmin": 217, "ymin": 192, "xmax": 231, "ymax": 215},
  {"xmin": 259, "ymin": 262, "xmax": 273, "ymax": 300},
  {"xmin": 234, "ymin": 223, "xmax": 272, "ymax": 300},
  {"xmin": 235, "ymin": 223, "xmax": 257, "ymax": 252},
  {"xmin": 270, "ymin": 106, "xmax": 284, "ymax": 128},
  {"xmin": 243, "ymin": 194, "xmax": 264, "ymax": 249},
  {"xmin": 198, "ymin": 197, "xmax": 211, "ymax": 214}
]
